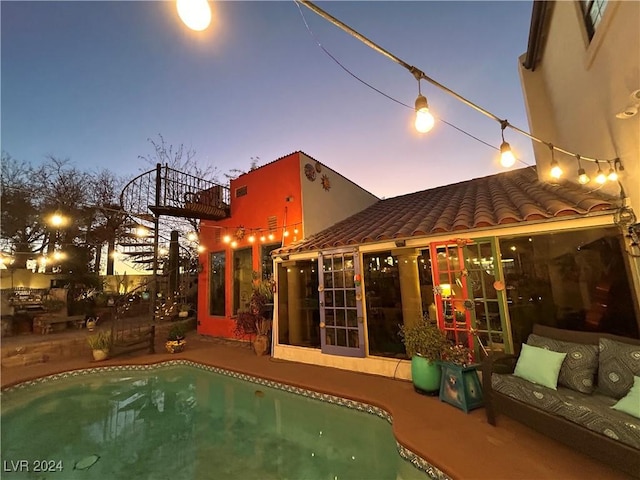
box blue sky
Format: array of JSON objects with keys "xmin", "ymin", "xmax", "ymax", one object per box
[{"xmin": 2, "ymin": 1, "xmax": 535, "ymax": 199}]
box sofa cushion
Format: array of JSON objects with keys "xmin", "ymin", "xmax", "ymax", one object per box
[
  {"xmin": 492, "ymin": 373, "xmax": 640, "ymax": 450},
  {"xmin": 612, "ymin": 376, "xmax": 640, "ymax": 419},
  {"xmin": 598, "ymin": 338, "xmax": 640, "ymax": 399},
  {"xmin": 513, "ymin": 343, "xmax": 566, "ymax": 390},
  {"xmin": 527, "ymin": 333, "xmax": 598, "ymax": 394}
]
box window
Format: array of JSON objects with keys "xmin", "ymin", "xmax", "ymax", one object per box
[
  {"xmin": 277, "ymin": 259, "xmax": 320, "ymax": 347},
  {"xmin": 260, "ymin": 243, "xmax": 280, "ymax": 280},
  {"xmin": 363, "ymin": 252, "xmax": 403, "ymax": 357},
  {"xmin": 499, "ymin": 227, "xmax": 638, "ymax": 349},
  {"xmin": 235, "ymin": 185, "xmax": 247, "ymax": 197},
  {"xmin": 233, "ymin": 247, "xmax": 253, "ymax": 315},
  {"xmin": 209, "ymin": 251, "xmax": 226, "ymax": 316},
  {"xmin": 581, "ymin": 0, "xmax": 608, "ymax": 40}
]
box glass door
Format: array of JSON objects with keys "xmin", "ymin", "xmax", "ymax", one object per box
[
  {"xmin": 318, "ymin": 250, "xmax": 365, "ymax": 357},
  {"xmin": 430, "ymin": 239, "xmax": 512, "ymax": 361},
  {"xmin": 462, "ymin": 239, "xmax": 512, "ymax": 356},
  {"xmin": 430, "ymin": 242, "xmax": 472, "ymax": 350}
]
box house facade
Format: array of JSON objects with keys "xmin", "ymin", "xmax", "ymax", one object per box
[
  {"xmin": 271, "ymin": 168, "xmax": 639, "ymax": 380},
  {"xmin": 264, "ymin": 1, "xmax": 640, "ymax": 380},
  {"xmin": 518, "ymin": 0, "xmax": 640, "ymax": 295},
  {"xmin": 196, "ymin": 151, "xmax": 378, "ymax": 338},
  {"xmin": 195, "ymin": 2, "xmax": 639, "ymax": 382}
]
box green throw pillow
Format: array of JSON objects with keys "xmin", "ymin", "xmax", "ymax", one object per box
[
  {"xmin": 611, "ymin": 376, "xmax": 640, "ymax": 419},
  {"xmin": 514, "ymin": 343, "xmax": 567, "ymax": 390}
]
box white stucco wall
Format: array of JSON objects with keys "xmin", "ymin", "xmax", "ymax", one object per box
[
  {"xmin": 519, "ymin": 1, "xmax": 639, "ymax": 214},
  {"xmin": 299, "ymin": 153, "xmax": 379, "ymax": 237},
  {"xmin": 519, "ymin": 0, "xmax": 640, "ymax": 313}
]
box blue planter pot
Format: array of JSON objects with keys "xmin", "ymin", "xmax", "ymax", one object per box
[{"xmin": 411, "ymin": 355, "xmax": 442, "ymax": 395}]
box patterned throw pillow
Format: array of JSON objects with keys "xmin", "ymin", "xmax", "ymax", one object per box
[
  {"xmin": 598, "ymin": 338, "xmax": 640, "ymax": 399},
  {"xmin": 527, "ymin": 334, "xmax": 599, "ymax": 394}
]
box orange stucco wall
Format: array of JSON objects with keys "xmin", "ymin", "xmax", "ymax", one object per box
[{"xmin": 197, "ymin": 152, "xmax": 303, "ymax": 338}]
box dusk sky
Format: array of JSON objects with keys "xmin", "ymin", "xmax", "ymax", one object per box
[{"xmin": 2, "ymin": 1, "xmax": 536, "ymax": 199}]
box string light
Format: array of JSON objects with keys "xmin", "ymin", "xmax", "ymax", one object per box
[
  {"xmin": 293, "ymin": 1, "xmax": 625, "ymax": 188},
  {"xmin": 414, "ymin": 80, "xmax": 434, "ymax": 133},
  {"xmin": 576, "ymin": 155, "xmax": 590, "ymax": 185},
  {"xmin": 499, "ymin": 121, "xmax": 516, "ymax": 168},
  {"xmin": 594, "ymin": 160, "xmax": 607, "ymax": 185},
  {"xmin": 607, "ymin": 160, "xmax": 619, "ymax": 182},
  {"xmin": 549, "ymin": 144, "xmax": 562, "ymax": 180},
  {"xmin": 176, "ymin": 0, "xmax": 211, "ymax": 31}
]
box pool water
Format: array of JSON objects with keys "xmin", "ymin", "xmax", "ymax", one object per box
[{"xmin": 1, "ymin": 364, "xmax": 430, "ymax": 479}]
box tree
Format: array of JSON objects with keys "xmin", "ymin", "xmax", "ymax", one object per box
[{"xmin": 0, "ymin": 152, "xmax": 46, "ymax": 268}]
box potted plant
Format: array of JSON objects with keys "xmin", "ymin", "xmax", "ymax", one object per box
[
  {"xmin": 399, "ymin": 317, "xmax": 449, "ymax": 395},
  {"xmin": 234, "ymin": 275, "xmax": 274, "ymax": 356},
  {"xmin": 165, "ymin": 324, "xmax": 187, "ymax": 353},
  {"xmin": 177, "ymin": 303, "xmax": 191, "ymax": 318},
  {"xmin": 87, "ymin": 331, "xmax": 112, "ymax": 361}
]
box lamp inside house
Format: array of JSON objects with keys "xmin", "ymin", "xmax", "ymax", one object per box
[
  {"xmin": 177, "ymin": 0, "xmax": 212, "ymax": 31},
  {"xmin": 414, "ymin": 94, "xmax": 434, "ymax": 133}
]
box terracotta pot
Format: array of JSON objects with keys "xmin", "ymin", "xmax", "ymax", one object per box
[
  {"xmin": 165, "ymin": 340, "xmax": 186, "ymax": 354},
  {"xmin": 253, "ymin": 334, "xmax": 270, "ymax": 356},
  {"xmin": 92, "ymin": 349, "xmax": 109, "ymax": 361}
]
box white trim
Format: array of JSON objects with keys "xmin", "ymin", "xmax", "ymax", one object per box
[
  {"xmin": 272, "ymin": 344, "xmax": 412, "ymax": 380},
  {"xmin": 330, "ymin": 212, "xmax": 616, "ymax": 253}
]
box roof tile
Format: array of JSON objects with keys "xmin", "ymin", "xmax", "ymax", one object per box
[{"xmin": 280, "ymin": 167, "xmax": 618, "ymax": 253}]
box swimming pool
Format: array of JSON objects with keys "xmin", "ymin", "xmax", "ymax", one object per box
[{"xmin": 1, "ymin": 361, "xmax": 446, "ymax": 480}]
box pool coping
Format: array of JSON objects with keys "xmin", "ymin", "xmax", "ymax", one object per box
[{"xmin": 2, "ymin": 359, "xmax": 449, "ymax": 480}]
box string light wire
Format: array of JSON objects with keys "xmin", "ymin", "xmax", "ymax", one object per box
[{"xmin": 294, "ymin": 1, "xmax": 621, "ymax": 169}]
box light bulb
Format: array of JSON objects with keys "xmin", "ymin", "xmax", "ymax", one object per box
[
  {"xmin": 595, "ymin": 170, "xmax": 607, "ymax": 184},
  {"xmin": 414, "ymin": 95, "xmax": 434, "ymax": 133},
  {"xmin": 577, "ymin": 168, "xmax": 590, "ymax": 184},
  {"xmin": 499, "ymin": 142, "xmax": 516, "ymax": 168},
  {"xmin": 550, "ymin": 160, "xmax": 562, "ymax": 179},
  {"xmin": 177, "ymin": 0, "xmax": 212, "ymax": 31},
  {"xmin": 607, "ymin": 168, "xmax": 618, "ymax": 182},
  {"xmin": 248, "ymin": 235, "xmax": 255, "ymax": 243},
  {"xmin": 223, "ymin": 235, "xmax": 231, "ymax": 244}
]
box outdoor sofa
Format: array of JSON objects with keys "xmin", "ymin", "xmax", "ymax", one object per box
[{"xmin": 482, "ymin": 324, "xmax": 640, "ymax": 478}]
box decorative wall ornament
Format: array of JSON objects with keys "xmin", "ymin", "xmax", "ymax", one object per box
[
  {"xmin": 304, "ymin": 163, "xmax": 316, "ymax": 181},
  {"xmin": 315, "ymin": 162, "xmax": 322, "ymax": 172},
  {"xmin": 235, "ymin": 226, "xmax": 246, "ymax": 240},
  {"xmin": 321, "ymin": 174, "xmax": 331, "ymax": 191},
  {"xmin": 463, "ymin": 299, "xmax": 475, "ymax": 311}
]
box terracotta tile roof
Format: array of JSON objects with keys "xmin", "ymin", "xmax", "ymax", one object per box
[{"xmin": 281, "ymin": 167, "xmax": 618, "ymax": 253}]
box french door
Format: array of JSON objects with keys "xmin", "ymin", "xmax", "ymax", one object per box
[
  {"xmin": 318, "ymin": 249, "xmax": 365, "ymax": 357},
  {"xmin": 430, "ymin": 239, "xmax": 512, "ymax": 360}
]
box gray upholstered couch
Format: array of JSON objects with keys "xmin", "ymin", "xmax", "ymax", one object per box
[{"xmin": 483, "ymin": 324, "xmax": 640, "ymax": 478}]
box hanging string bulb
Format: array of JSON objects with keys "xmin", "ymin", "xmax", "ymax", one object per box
[
  {"xmin": 499, "ymin": 121, "xmax": 516, "ymax": 168},
  {"xmin": 548, "ymin": 144, "xmax": 562, "ymax": 180},
  {"xmin": 576, "ymin": 155, "xmax": 590, "ymax": 184},
  {"xmin": 177, "ymin": 0, "xmax": 212, "ymax": 31},
  {"xmin": 607, "ymin": 160, "xmax": 619, "ymax": 182},
  {"xmin": 414, "ymin": 80, "xmax": 434, "ymax": 133},
  {"xmin": 594, "ymin": 160, "xmax": 607, "ymax": 184}
]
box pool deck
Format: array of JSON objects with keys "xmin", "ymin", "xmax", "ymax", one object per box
[{"xmin": 1, "ymin": 330, "xmax": 632, "ymax": 480}]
